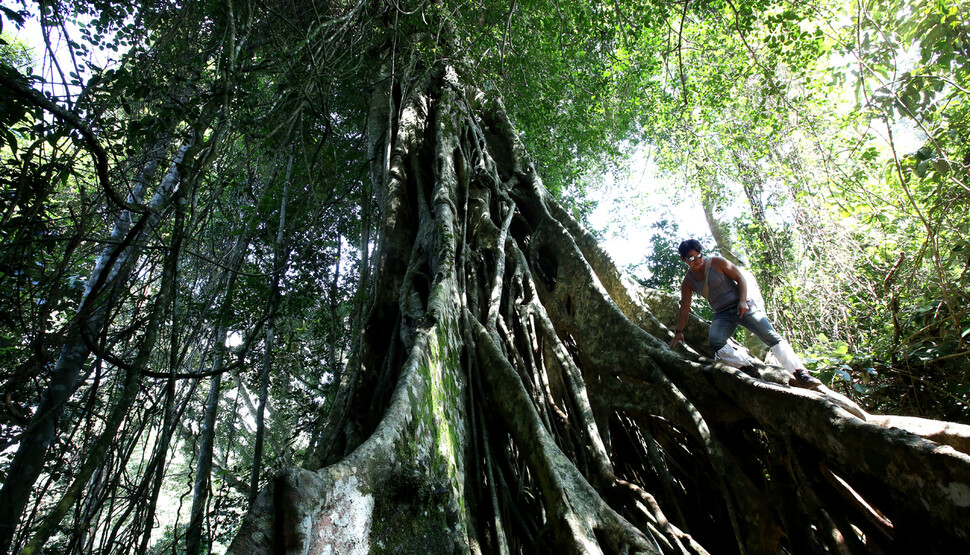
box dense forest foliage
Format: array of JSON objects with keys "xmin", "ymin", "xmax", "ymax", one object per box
[{"xmin": 0, "ymin": 0, "xmax": 967, "ymax": 552}]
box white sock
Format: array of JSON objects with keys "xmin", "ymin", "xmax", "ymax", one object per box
[{"xmin": 715, "ymin": 342, "xmax": 755, "ymax": 368}]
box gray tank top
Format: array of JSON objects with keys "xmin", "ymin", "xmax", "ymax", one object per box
[{"xmin": 687, "ymin": 260, "xmax": 740, "ymax": 312}]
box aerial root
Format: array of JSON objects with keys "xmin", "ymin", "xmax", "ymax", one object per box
[
  {"xmin": 468, "ymin": 308, "xmax": 660, "ymax": 554},
  {"xmin": 813, "ymin": 385, "xmax": 868, "ymax": 420},
  {"xmin": 520, "ymin": 294, "xmax": 613, "ymax": 478},
  {"xmin": 611, "ymin": 478, "xmax": 708, "ymax": 555},
  {"xmin": 818, "ymin": 463, "xmax": 894, "ymax": 544},
  {"xmin": 617, "ymin": 417, "xmax": 692, "ymax": 533},
  {"xmin": 815, "ymin": 508, "xmax": 852, "ymax": 555}
]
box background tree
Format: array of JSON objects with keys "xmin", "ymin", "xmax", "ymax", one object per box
[{"xmin": 0, "ymin": 0, "xmax": 362, "ymax": 551}]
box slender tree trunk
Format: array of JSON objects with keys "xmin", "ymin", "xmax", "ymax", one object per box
[
  {"xmin": 185, "ymin": 347, "xmax": 226, "ymax": 555},
  {"xmin": 248, "ymin": 320, "xmax": 276, "ymax": 505},
  {"xmin": 186, "ymin": 232, "xmax": 250, "ymax": 555},
  {"xmin": 248, "ymin": 166, "xmax": 291, "ymax": 506},
  {"xmin": 329, "ymin": 226, "xmax": 344, "ymax": 378},
  {"xmin": 0, "ymin": 142, "xmax": 191, "ymax": 554},
  {"xmin": 306, "ymin": 221, "xmax": 349, "ymax": 467},
  {"xmin": 305, "ymin": 84, "xmax": 385, "ymax": 470},
  {"xmin": 700, "ymin": 195, "xmax": 744, "ymax": 267},
  {"xmin": 697, "ymin": 177, "xmax": 769, "ymax": 355},
  {"xmin": 136, "ymin": 163, "xmax": 193, "ymax": 555}
]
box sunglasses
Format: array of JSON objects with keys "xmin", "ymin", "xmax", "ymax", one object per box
[{"xmin": 684, "ymin": 254, "xmax": 703, "ymax": 263}]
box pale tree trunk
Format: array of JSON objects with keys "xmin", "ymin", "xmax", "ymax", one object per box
[
  {"xmin": 186, "ymin": 333, "xmax": 227, "ymax": 555},
  {"xmin": 136, "ymin": 162, "xmax": 194, "ymax": 555},
  {"xmin": 697, "ymin": 173, "xmax": 770, "ymax": 357},
  {"xmin": 696, "ymin": 165, "xmax": 746, "ymax": 269},
  {"xmin": 249, "ymin": 321, "xmax": 277, "ymax": 504},
  {"xmin": 0, "ymin": 142, "xmax": 191, "ymax": 554},
  {"xmin": 229, "ymin": 66, "xmax": 970, "ymax": 554},
  {"xmin": 19, "ymin": 176, "xmax": 188, "ymax": 554}
]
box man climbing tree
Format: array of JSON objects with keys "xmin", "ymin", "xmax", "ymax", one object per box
[{"xmin": 669, "ymin": 239, "xmax": 823, "ymax": 389}]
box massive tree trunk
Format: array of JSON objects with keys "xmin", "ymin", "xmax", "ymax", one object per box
[{"xmin": 229, "ymin": 66, "xmax": 970, "ymax": 554}]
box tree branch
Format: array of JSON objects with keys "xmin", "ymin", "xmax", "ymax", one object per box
[{"xmin": 0, "ymin": 74, "xmax": 144, "ymax": 214}]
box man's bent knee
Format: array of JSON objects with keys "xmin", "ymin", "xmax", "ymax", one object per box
[{"xmin": 709, "ymin": 336, "xmax": 728, "ymax": 351}]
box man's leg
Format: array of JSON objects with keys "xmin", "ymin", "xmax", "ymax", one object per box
[
  {"xmin": 709, "ymin": 312, "xmax": 755, "ymax": 369},
  {"xmin": 737, "ymin": 302, "xmax": 783, "ymax": 347},
  {"xmin": 740, "ymin": 303, "xmax": 822, "ymax": 388}
]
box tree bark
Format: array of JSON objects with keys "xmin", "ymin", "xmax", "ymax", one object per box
[{"xmin": 186, "ymin": 339, "xmax": 226, "ymax": 555}]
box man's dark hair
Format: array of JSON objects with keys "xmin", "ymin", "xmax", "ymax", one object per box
[{"xmin": 677, "ymin": 239, "xmax": 703, "ymax": 259}]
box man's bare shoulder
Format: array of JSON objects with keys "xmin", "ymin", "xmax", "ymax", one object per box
[{"xmin": 709, "ymin": 256, "xmax": 731, "ymax": 271}]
